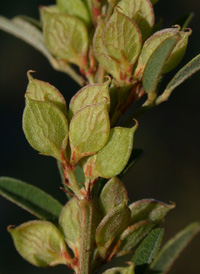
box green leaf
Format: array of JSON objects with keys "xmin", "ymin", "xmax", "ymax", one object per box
[
  {"xmin": 102, "ymin": 264, "xmax": 135, "ymax": 274},
  {"xmin": 129, "ymin": 199, "xmax": 175, "ymax": 225},
  {"xmin": 150, "ymin": 222, "xmax": 200, "ymax": 274},
  {"xmin": 8, "ymin": 220, "xmax": 71, "ymax": 267},
  {"xmin": 117, "ymin": 0, "xmax": 155, "ymax": 41},
  {"xmin": 69, "ymin": 79, "xmax": 111, "ymax": 118},
  {"xmin": 69, "ymin": 103, "xmax": 110, "ymax": 163},
  {"xmin": 142, "ymin": 36, "xmax": 179, "ymax": 103},
  {"xmin": 96, "ymin": 203, "xmax": 131, "ymax": 258},
  {"xmin": 119, "ymin": 148, "xmax": 144, "ymax": 178},
  {"xmin": 99, "ymin": 177, "xmax": 128, "ymax": 216},
  {"xmin": 0, "ymin": 177, "xmax": 63, "ymax": 222},
  {"xmin": 93, "ymin": 17, "xmax": 120, "ymax": 79},
  {"xmin": 156, "ymin": 54, "xmax": 200, "ymax": 105},
  {"xmin": 150, "ymin": 0, "xmax": 160, "ymax": 4},
  {"xmin": 42, "ymin": 9, "xmax": 88, "ymax": 67},
  {"xmin": 133, "ymin": 228, "xmax": 164, "ymax": 273},
  {"xmin": 173, "ymin": 13, "xmax": 194, "ymax": 30},
  {"xmin": 26, "ymin": 71, "xmax": 67, "ymax": 114},
  {"xmin": 93, "ymin": 126, "xmax": 137, "ymax": 178},
  {"xmin": 105, "ymin": 9, "xmax": 142, "ymax": 70},
  {"xmin": 57, "ymin": 0, "xmax": 91, "ymax": 26},
  {"xmin": 135, "ymin": 28, "xmax": 191, "ymax": 80},
  {"xmin": 117, "ymin": 221, "xmax": 155, "ymax": 257},
  {"xmin": 23, "ymin": 97, "xmax": 68, "ymax": 161},
  {"xmin": 59, "ymin": 197, "xmax": 80, "ymax": 253}
]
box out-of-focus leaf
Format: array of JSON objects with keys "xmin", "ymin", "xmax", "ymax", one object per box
[
  {"xmin": 96, "ymin": 203, "xmax": 131, "ymax": 258},
  {"xmin": 173, "ymin": 13, "xmax": 194, "ymax": 30},
  {"xmin": 150, "ymin": 222, "xmax": 200, "ymax": 274},
  {"xmin": 156, "ymin": 54, "xmax": 200, "ymax": 105},
  {"xmin": 69, "ymin": 103, "xmax": 110, "ymax": 163},
  {"xmin": 129, "ymin": 199, "xmax": 175, "ymax": 225},
  {"xmin": 133, "ymin": 228, "xmax": 164, "ymax": 273},
  {"xmin": 8, "ymin": 220, "xmax": 71, "ymax": 267},
  {"xmin": 102, "ymin": 264, "xmax": 135, "ymax": 274},
  {"xmin": 0, "ymin": 177, "xmax": 62, "ymax": 222},
  {"xmin": 99, "ymin": 177, "xmax": 128, "ymax": 216}
]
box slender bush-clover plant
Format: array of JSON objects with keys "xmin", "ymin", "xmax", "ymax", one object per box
[{"xmin": 0, "ymin": 0, "xmax": 200, "ymax": 273}]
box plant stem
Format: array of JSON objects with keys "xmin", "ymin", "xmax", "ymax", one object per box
[{"xmin": 78, "ymin": 199, "xmax": 96, "ymax": 274}]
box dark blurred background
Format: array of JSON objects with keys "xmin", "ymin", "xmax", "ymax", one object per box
[{"xmin": 0, "ymin": 0, "xmax": 200, "ymax": 273}]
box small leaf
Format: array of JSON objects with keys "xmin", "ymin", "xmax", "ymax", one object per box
[
  {"xmin": 173, "ymin": 13, "xmax": 194, "ymax": 30},
  {"xmin": 0, "ymin": 177, "xmax": 63, "ymax": 222},
  {"xmin": 69, "ymin": 103, "xmax": 110, "ymax": 163},
  {"xmin": 117, "ymin": 221, "xmax": 155, "ymax": 257},
  {"xmin": 133, "ymin": 228, "xmax": 164, "ymax": 273},
  {"xmin": 156, "ymin": 54, "xmax": 200, "ymax": 105},
  {"xmin": 8, "ymin": 220, "xmax": 71, "ymax": 267},
  {"xmin": 69, "ymin": 79, "xmax": 111, "ymax": 118},
  {"xmin": 96, "ymin": 203, "xmax": 131, "ymax": 258},
  {"xmin": 105, "ymin": 9, "xmax": 142, "ymax": 70},
  {"xmin": 150, "ymin": 0, "xmax": 160, "ymax": 4},
  {"xmin": 93, "ymin": 17, "xmax": 120, "ymax": 79},
  {"xmin": 23, "ymin": 97, "xmax": 68, "ymax": 161},
  {"xmin": 150, "ymin": 222, "xmax": 200, "ymax": 274},
  {"xmin": 142, "ymin": 36, "xmax": 179, "ymax": 103},
  {"xmin": 119, "ymin": 148, "xmax": 144, "ymax": 178},
  {"xmin": 99, "ymin": 177, "xmax": 128, "ymax": 216},
  {"xmin": 135, "ymin": 28, "xmax": 191, "ymax": 80},
  {"xmin": 57, "ymin": 0, "xmax": 91, "ymax": 26},
  {"xmin": 129, "ymin": 199, "xmax": 175, "ymax": 225},
  {"xmin": 102, "ymin": 264, "xmax": 135, "ymax": 274},
  {"xmin": 118, "ymin": 0, "xmax": 155, "ymax": 40},
  {"xmin": 59, "ymin": 197, "xmax": 80, "ymax": 253},
  {"xmin": 42, "ymin": 9, "xmax": 88, "ymax": 67},
  {"xmin": 93, "ymin": 126, "xmax": 137, "ymax": 178},
  {"xmin": 26, "ymin": 71, "xmax": 66, "ymax": 114}
]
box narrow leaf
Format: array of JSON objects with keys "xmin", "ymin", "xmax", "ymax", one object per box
[
  {"xmin": 117, "ymin": 221, "xmax": 155, "ymax": 257},
  {"xmin": 69, "ymin": 79, "xmax": 111, "ymax": 118},
  {"xmin": 150, "ymin": 222, "xmax": 200, "ymax": 274},
  {"xmin": 96, "ymin": 203, "xmax": 131, "ymax": 258},
  {"xmin": 59, "ymin": 197, "xmax": 80, "ymax": 253},
  {"xmin": 142, "ymin": 36, "xmax": 179, "ymax": 103},
  {"xmin": 43, "ymin": 10, "xmax": 88, "ymax": 67},
  {"xmin": 69, "ymin": 103, "xmax": 110, "ymax": 163},
  {"xmin": 23, "ymin": 98, "xmax": 68, "ymax": 161},
  {"xmin": 156, "ymin": 54, "xmax": 200, "ymax": 105},
  {"xmin": 99, "ymin": 177, "xmax": 128, "ymax": 216},
  {"xmin": 93, "ymin": 126, "xmax": 137, "ymax": 178},
  {"xmin": 129, "ymin": 199, "xmax": 175, "ymax": 225},
  {"xmin": 173, "ymin": 13, "xmax": 194, "ymax": 30},
  {"xmin": 8, "ymin": 220, "xmax": 71, "ymax": 267},
  {"xmin": 57, "ymin": 0, "xmax": 91, "ymax": 26},
  {"xmin": 133, "ymin": 228, "xmax": 164, "ymax": 273},
  {"xmin": 0, "ymin": 177, "xmax": 62, "ymax": 222}
]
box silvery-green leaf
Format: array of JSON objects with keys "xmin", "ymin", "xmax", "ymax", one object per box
[
  {"xmin": 69, "ymin": 79, "xmax": 111, "ymax": 118},
  {"xmin": 117, "ymin": 0, "xmax": 155, "ymax": 40},
  {"xmin": 105, "ymin": 9, "xmax": 142, "ymax": 70},
  {"xmin": 59, "ymin": 197, "xmax": 80, "ymax": 253},
  {"xmin": 69, "ymin": 103, "xmax": 110, "ymax": 163},
  {"xmin": 102, "ymin": 264, "xmax": 135, "ymax": 274},
  {"xmin": 23, "ymin": 98, "xmax": 68, "ymax": 161},
  {"xmin": 42, "ymin": 9, "xmax": 88, "ymax": 67},
  {"xmin": 96, "ymin": 203, "xmax": 131, "ymax": 258},
  {"xmin": 99, "ymin": 177, "xmax": 128, "ymax": 216},
  {"xmin": 57, "ymin": 0, "xmax": 91, "ymax": 26},
  {"xmin": 133, "ymin": 228, "xmax": 164, "ymax": 273},
  {"xmin": 117, "ymin": 221, "xmax": 154, "ymax": 256},
  {"xmin": 156, "ymin": 54, "xmax": 200, "ymax": 105},
  {"xmin": 0, "ymin": 177, "xmax": 62, "ymax": 222},
  {"xmin": 93, "ymin": 126, "xmax": 137, "ymax": 178},
  {"xmin": 129, "ymin": 199, "xmax": 175, "ymax": 225},
  {"xmin": 150, "ymin": 222, "xmax": 200, "ymax": 274},
  {"xmin": 135, "ymin": 28, "xmax": 191, "ymax": 80},
  {"xmin": 8, "ymin": 220, "xmax": 71, "ymax": 267},
  {"xmin": 26, "ymin": 71, "xmax": 66, "ymax": 114},
  {"xmin": 93, "ymin": 17, "xmax": 120, "ymax": 79}
]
